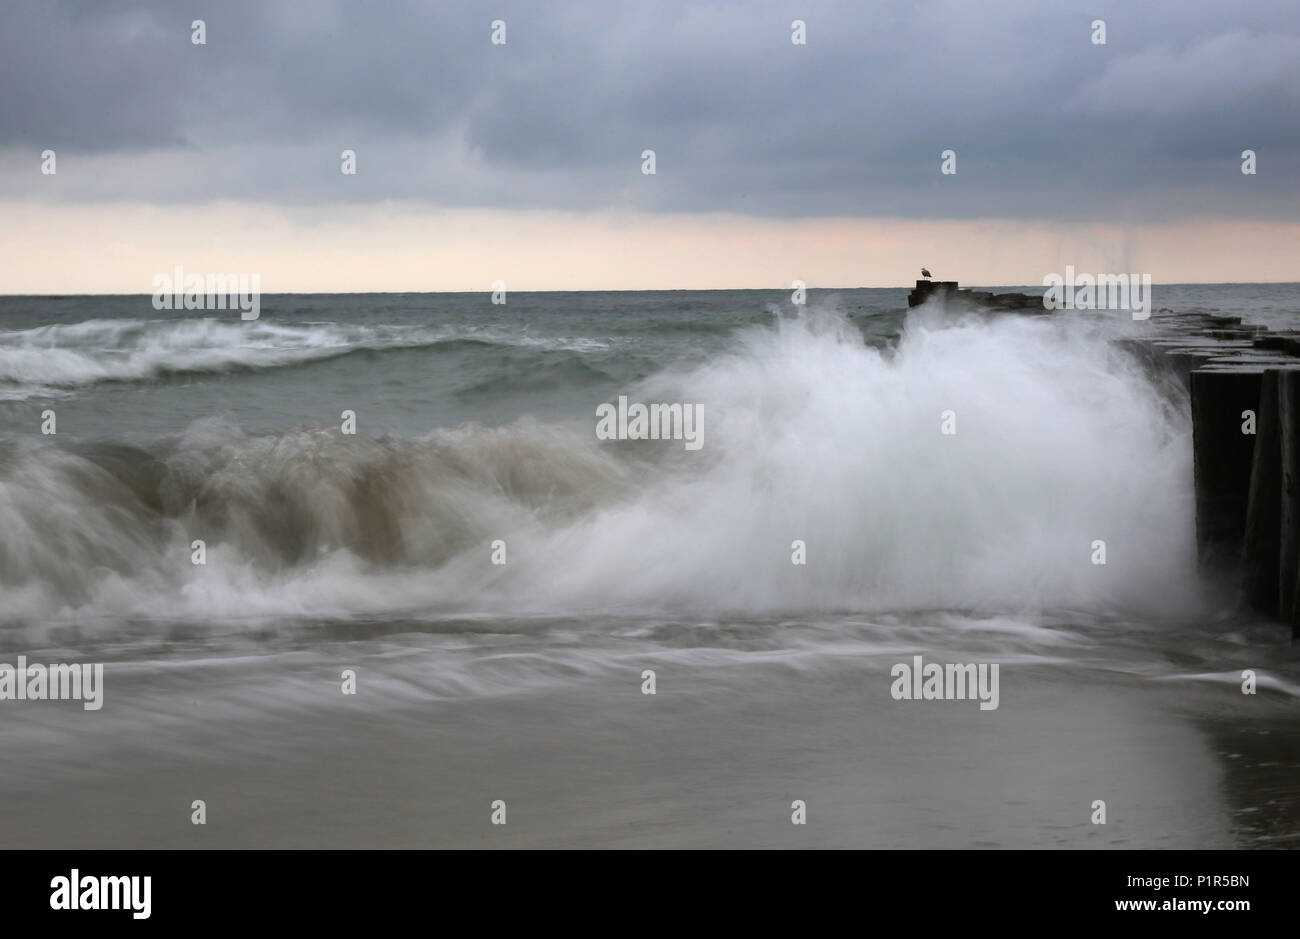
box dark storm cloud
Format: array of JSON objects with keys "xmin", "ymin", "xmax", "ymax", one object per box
[{"xmin": 1, "ymin": 0, "xmax": 1297, "ymax": 220}]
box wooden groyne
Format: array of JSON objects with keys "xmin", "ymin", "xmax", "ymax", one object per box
[
  {"xmin": 907, "ymin": 279, "xmax": 1046, "ymax": 312},
  {"xmin": 1128, "ymin": 313, "xmax": 1300, "ymax": 638},
  {"xmin": 908, "ymin": 279, "xmax": 1300, "ymax": 636}
]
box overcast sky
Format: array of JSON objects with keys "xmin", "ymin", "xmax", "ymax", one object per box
[{"xmin": 1, "ymin": 0, "xmax": 1297, "ymax": 290}]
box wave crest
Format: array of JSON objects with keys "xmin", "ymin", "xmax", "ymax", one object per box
[
  {"xmin": 0, "ymin": 317, "xmax": 608, "ymax": 397},
  {"xmin": 0, "ymin": 306, "xmax": 1206, "ymax": 629}
]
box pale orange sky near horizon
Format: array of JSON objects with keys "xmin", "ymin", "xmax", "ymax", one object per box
[{"xmin": 1, "ymin": 202, "xmax": 1297, "ymax": 293}]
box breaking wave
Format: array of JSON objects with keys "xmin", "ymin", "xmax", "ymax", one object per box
[
  {"xmin": 0, "ymin": 317, "xmax": 608, "ymax": 397},
  {"xmin": 0, "ymin": 305, "xmax": 1204, "ymax": 630}
]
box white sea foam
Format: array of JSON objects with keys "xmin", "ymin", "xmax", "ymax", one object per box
[
  {"xmin": 0, "ymin": 317, "xmax": 607, "ymax": 395},
  {"xmin": 0, "ymin": 302, "xmax": 1204, "ymax": 630}
]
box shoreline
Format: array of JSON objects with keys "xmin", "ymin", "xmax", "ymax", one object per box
[{"xmin": 0, "ymin": 621, "xmax": 1292, "ymax": 849}]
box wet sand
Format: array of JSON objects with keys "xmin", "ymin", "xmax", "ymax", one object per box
[{"xmin": 0, "ymin": 633, "xmax": 1289, "ymax": 849}]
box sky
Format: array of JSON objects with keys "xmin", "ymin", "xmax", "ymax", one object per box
[{"xmin": 1, "ymin": 0, "xmax": 1297, "ymax": 291}]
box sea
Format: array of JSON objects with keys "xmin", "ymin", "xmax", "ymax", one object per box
[{"xmin": 0, "ymin": 284, "xmax": 1296, "ymax": 847}]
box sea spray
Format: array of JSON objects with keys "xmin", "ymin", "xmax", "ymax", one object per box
[{"xmin": 0, "ymin": 305, "xmax": 1202, "ymax": 626}]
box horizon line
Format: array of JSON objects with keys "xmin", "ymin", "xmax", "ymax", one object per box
[{"xmin": 3, "ymin": 280, "xmax": 1298, "ymax": 298}]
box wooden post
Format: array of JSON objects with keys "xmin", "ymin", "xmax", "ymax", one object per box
[
  {"xmin": 1278, "ymin": 370, "xmax": 1300, "ymax": 637},
  {"xmin": 1242, "ymin": 370, "xmax": 1282, "ymax": 615},
  {"xmin": 1189, "ymin": 369, "xmax": 1264, "ymax": 574}
]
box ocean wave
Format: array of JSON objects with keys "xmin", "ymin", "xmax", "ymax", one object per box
[
  {"xmin": 0, "ymin": 305, "xmax": 1206, "ymax": 630},
  {"xmin": 0, "ymin": 317, "xmax": 611, "ymax": 396}
]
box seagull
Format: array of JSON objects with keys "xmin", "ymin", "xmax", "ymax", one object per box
[{"xmin": 921, "ymin": 268, "xmax": 932, "ymax": 279}]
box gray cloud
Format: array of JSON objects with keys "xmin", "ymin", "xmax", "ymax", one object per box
[{"xmin": 1, "ymin": 0, "xmax": 1297, "ymax": 221}]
